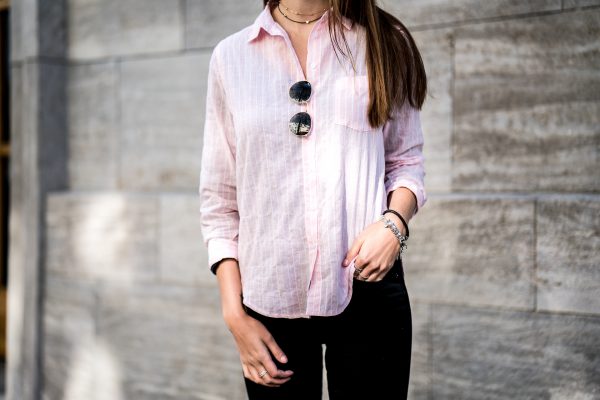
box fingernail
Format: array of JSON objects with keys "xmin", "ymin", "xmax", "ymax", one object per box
[
  {"xmin": 343, "ymin": 259, "xmax": 348, "ymax": 266},
  {"xmin": 281, "ymin": 355, "xmax": 288, "ymax": 363}
]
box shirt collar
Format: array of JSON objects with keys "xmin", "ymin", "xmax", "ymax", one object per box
[{"xmin": 247, "ymin": 3, "xmax": 354, "ymax": 43}]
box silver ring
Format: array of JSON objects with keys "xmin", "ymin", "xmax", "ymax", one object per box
[{"xmin": 259, "ymin": 369, "xmax": 268, "ymax": 378}]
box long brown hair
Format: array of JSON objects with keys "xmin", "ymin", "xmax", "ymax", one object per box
[{"xmin": 263, "ymin": 0, "xmax": 427, "ymax": 129}]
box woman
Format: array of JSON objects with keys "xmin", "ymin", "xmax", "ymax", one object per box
[{"xmin": 199, "ymin": 0, "xmax": 427, "ymax": 398}]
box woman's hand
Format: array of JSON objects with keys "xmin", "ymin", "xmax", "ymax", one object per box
[
  {"xmin": 224, "ymin": 311, "xmax": 294, "ymax": 387},
  {"xmin": 342, "ymin": 216, "xmax": 404, "ymax": 282},
  {"xmin": 216, "ymin": 259, "xmax": 294, "ymax": 387}
]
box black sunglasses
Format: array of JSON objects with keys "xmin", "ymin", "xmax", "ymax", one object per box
[{"xmin": 288, "ymin": 80, "xmax": 312, "ymax": 137}]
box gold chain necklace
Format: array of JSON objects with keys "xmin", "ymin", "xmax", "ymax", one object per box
[
  {"xmin": 276, "ymin": 2, "xmax": 327, "ymax": 24},
  {"xmin": 278, "ymin": 0, "xmax": 328, "ymax": 16}
]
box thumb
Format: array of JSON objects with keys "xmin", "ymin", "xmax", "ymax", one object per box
[{"xmin": 342, "ymin": 239, "xmax": 363, "ymax": 267}]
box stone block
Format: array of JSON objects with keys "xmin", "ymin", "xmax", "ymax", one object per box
[
  {"xmin": 95, "ymin": 281, "xmax": 247, "ymax": 399},
  {"xmin": 413, "ymin": 29, "xmax": 453, "ymax": 193},
  {"xmin": 68, "ymin": 0, "xmax": 183, "ymax": 60},
  {"xmin": 39, "ymin": 61, "xmax": 69, "ymax": 192},
  {"xmin": 453, "ymin": 10, "xmax": 600, "ymax": 192},
  {"xmin": 11, "ymin": 0, "xmax": 67, "ymax": 61},
  {"xmin": 185, "ymin": 0, "xmax": 261, "ymax": 49},
  {"xmin": 43, "ymin": 276, "xmax": 98, "ymax": 400},
  {"xmin": 403, "ymin": 195, "xmax": 535, "ymax": 309},
  {"xmin": 46, "ymin": 193, "xmax": 160, "ymax": 282},
  {"xmin": 381, "ymin": 0, "xmax": 561, "ymax": 27},
  {"xmin": 563, "ymin": 0, "xmax": 600, "ymax": 7},
  {"xmin": 431, "ymin": 305, "xmax": 600, "ymax": 398},
  {"xmin": 68, "ymin": 61, "xmax": 119, "ymax": 189},
  {"xmin": 408, "ymin": 301, "xmax": 432, "ymax": 400},
  {"xmin": 44, "ymin": 274, "xmax": 247, "ymax": 399},
  {"xmin": 159, "ymin": 193, "xmax": 211, "ymax": 286},
  {"xmin": 39, "ymin": 0, "xmax": 67, "ymax": 59},
  {"xmin": 536, "ymin": 195, "xmax": 600, "ymax": 315},
  {"xmin": 9, "ymin": 0, "xmax": 32, "ymax": 62},
  {"xmin": 119, "ymin": 52, "xmax": 209, "ymax": 190}
]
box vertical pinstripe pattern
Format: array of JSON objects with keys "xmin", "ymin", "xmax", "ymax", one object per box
[{"xmin": 199, "ymin": 4, "xmax": 427, "ymax": 318}]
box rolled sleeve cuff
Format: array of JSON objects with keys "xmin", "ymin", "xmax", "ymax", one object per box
[
  {"xmin": 384, "ymin": 177, "xmax": 427, "ymax": 215},
  {"xmin": 207, "ymin": 238, "xmax": 238, "ymax": 275}
]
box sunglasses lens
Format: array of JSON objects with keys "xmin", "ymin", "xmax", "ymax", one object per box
[
  {"xmin": 289, "ymin": 80, "xmax": 312, "ymax": 104},
  {"xmin": 289, "ymin": 112, "xmax": 312, "ymax": 136}
]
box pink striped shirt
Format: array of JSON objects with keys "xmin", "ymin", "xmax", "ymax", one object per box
[{"xmin": 199, "ymin": 3, "xmax": 427, "ymax": 318}]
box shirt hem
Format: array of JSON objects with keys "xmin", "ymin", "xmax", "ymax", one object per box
[{"xmin": 242, "ymin": 287, "xmax": 354, "ymax": 319}]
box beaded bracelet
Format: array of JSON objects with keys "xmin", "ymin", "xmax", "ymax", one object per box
[{"xmin": 377, "ymin": 214, "xmax": 408, "ymax": 260}]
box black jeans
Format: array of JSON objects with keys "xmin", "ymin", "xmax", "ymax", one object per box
[{"xmin": 243, "ymin": 258, "xmax": 412, "ymax": 400}]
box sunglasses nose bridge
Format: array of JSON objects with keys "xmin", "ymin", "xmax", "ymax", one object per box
[{"xmin": 288, "ymin": 80, "xmax": 313, "ymax": 136}]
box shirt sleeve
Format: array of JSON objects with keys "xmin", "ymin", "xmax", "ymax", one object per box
[
  {"xmin": 382, "ymin": 99, "xmax": 427, "ymax": 215},
  {"xmin": 199, "ymin": 44, "xmax": 240, "ymax": 274}
]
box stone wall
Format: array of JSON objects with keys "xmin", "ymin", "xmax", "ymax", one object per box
[
  {"xmin": 396, "ymin": 1, "xmax": 600, "ymax": 398},
  {"xmin": 9, "ymin": 0, "xmax": 599, "ymax": 399}
]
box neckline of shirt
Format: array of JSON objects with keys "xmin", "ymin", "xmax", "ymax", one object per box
[{"xmin": 247, "ymin": 3, "xmax": 354, "ymax": 43}]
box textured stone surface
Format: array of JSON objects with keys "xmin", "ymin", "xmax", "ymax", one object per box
[
  {"xmin": 43, "ymin": 276, "xmax": 98, "ymax": 400},
  {"xmin": 563, "ymin": 0, "xmax": 600, "ymax": 7},
  {"xmin": 39, "ymin": 0, "xmax": 67, "ymax": 59},
  {"xmin": 46, "ymin": 193, "xmax": 160, "ymax": 282},
  {"xmin": 408, "ymin": 301, "xmax": 431, "ymax": 400},
  {"xmin": 9, "ymin": 62, "xmax": 42, "ymax": 400},
  {"xmin": 185, "ymin": 0, "xmax": 261, "ymax": 49},
  {"xmin": 68, "ymin": 61, "xmax": 119, "ymax": 189},
  {"xmin": 8, "ymin": 23, "xmax": 69, "ymax": 398},
  {"xmin": 159, "ymin": 194, "xmax": 211, "ymax": 286},
  {"xmin": 9, "ymin": 0, "xmax": 32, "ymax": 62},
  {"xmin": 119, "ymin": 52, "xmax": 209, "ymax": 190},
  {"xmin": 37, "ymin": 61, "xmax": 70, "ymax": 194},
  {"xmin": 453, "ymin": 10, "xmax": 600, "ymax": 192},
  {"xmin": 10, "ymin": 0, "xmax": 67, "ymax": 61},
  {"xmin": 536, "ymin": 196, "xmax": 600, "ymax": 315},
  {"xmin": 383, "ymin": 0, "xmax": 561, "ymax": 27},
  {"xmin": 431, "ymin": 305, "xmax": 600, "ymax": 398},
  {"xmin": 413, "ymin": 29, "xmax": 453, "ymax": 193},
  {"xmin": 95, "ymin": 282, "xmax": 246, "ymax": 400},
  {"xmin": 13, "ymin": 1, "xmax": 600, "ymax": 399},
  {"xmin": 43, "ymin": 275, "xmax": 248, "ymax": 400},
  {"xmin": 403, "ymin": 195, "xmax": 535, "ymax": 309},
  {"xmin": 67, "ymin": 0, "xmax": 183, "ymax": 60}
]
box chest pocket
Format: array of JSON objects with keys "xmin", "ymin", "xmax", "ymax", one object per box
[{"xmin": 332, "ymin": 74, "xmax": 374, "ymax": 132}]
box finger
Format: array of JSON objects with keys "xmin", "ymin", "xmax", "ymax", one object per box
[
  {"xmin": 249, "ymin": 364, "xmax": 282, "ymax": 387},
  {"xmin": 364, "ymin": 272, "xmax": 380, "ymax": 282},
  {"xmin": 353, "ymin": 258, "xmax": 371, "ymax": 278},
  {"xmin": 365, "ymin": 263, "xmax": 393, "ymax": 282},
  {"xmin": 263, "ymin": 334, "xmax": 289, "ymax": 365},
  {"xmin": 257, "ymin": 362, "xmax": 292, "ymax": 385},
  {"xmin": 356, "ymin": 264, "xmax": 379, "ymax": 281},
  {"xmin": 262, "ymin": 335, "xmax": 294, "ymax": 377},
  {"xmin": 247, "ymin": 364, "xmax": 262, "ymax": 385},
  {"xmin": 258, "ymin": 351, "xmax": 293, "ymax": 381},
  {"xmin": 353, "ymin": 265, "xmax": 365, "ymax": 280},
  {"xmin": 242, "ymin": 364, "xmax": 251, "ymax": 380},
  {"xmin": 248, "ymin": 364, "xmax": 273, "ymax": 387},
  {"xmin": 343, "ymin": 239, "xmax": 364, "ymax": 267},
  {"xmin": 360, "ymin": 272, "xmax": 372, "ymax": 281}
]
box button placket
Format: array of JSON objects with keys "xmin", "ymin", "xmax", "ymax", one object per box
[{"xmin": 274, "ymin": 16, "xmax": 323, "ymax": 312}]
